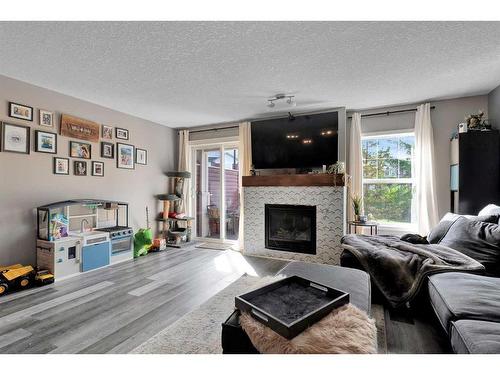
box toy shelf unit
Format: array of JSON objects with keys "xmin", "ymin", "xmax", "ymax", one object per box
[
  {"xmin": 36, "ymin": 199, "xmax": 132, "ymax": 280},
  {"xmin": 156, "ymin": 171, "xmax": 194, "ymax": 248}
]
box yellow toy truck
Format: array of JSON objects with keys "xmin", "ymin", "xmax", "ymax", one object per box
[{"xmin": 0, "ymin": 264, "xmax": 54, "ymax": 296}]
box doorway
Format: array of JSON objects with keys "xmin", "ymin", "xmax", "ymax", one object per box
[{"xmin": 191, "ymin": 141, "xmax": 240, "ymax": 243}]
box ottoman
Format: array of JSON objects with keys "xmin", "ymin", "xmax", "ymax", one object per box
[{"xmin": 221, "ymin": 261, "xmax": 371, "ymax": 353}]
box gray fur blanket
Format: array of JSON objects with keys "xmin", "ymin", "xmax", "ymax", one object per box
[{"xmin": 341, "ymin": 234, "xmax": 484, "ymax": 308}]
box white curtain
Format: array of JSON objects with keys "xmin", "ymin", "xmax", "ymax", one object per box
[
  {"xmin": 348, "ymin": 113, "xmax": 363, "ymax": 221},
  {"xmin": 414, "ymin": 103, "xmax": 439, "ymax": 235},
  {"xmin": 238, "ymin": 122, "xmax": 252, "ymax": 251},
  {"xmin": 178, "ymin": 129, "xmax": 190, "ymax": 214}
]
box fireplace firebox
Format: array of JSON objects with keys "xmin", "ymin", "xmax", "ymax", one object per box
[{"xmin": 265, "ymin": 204, "xmax": 316, "ymax": 254}]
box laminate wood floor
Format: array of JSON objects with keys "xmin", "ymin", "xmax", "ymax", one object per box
[
  {"xmin": 0, "ymin": 247, "xmax": 450, "ymax": 354},
  {"xmin": 0, "ymin": 246, "xmax": 286, "ymax": 354}
]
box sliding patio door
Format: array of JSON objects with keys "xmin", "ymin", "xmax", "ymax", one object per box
[{"xmin": 192, "ymin": 142, "xmax": 240, "ymax": 243}]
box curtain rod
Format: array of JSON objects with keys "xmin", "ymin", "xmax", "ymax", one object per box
[
  {"xmin": 348, "ymin": 106, "xmax": 435, "ymax": 119},
  {"xmin": 184, "ymin": 125, "xmax": 240, "ymax": 135},
  {"xmin": 177, "ymin": 107, "xmax": 344, "ymax": 134}
]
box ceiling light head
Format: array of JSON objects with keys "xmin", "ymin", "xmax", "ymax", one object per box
[{"xmin": 266, "ymin": 94, "xmax": 296, "ymax": 109}]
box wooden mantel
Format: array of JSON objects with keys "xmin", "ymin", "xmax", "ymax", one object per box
[{"xmin": 242, "ymin": 174, "xmax": 345, "ymax": 187}]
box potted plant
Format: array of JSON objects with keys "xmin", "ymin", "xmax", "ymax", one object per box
[{"xmin": 351, "ymin": 194, "xmax": 366, "ymax": 223}]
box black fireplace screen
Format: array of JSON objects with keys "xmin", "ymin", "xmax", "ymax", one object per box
[{"xmin": 265, "ymin": 204, "xmax": 316, "ymax": 254}]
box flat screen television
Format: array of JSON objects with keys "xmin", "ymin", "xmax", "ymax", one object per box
[{"xmin": 251, "ymin": 111, "xmax": 338, "ymax": 169}]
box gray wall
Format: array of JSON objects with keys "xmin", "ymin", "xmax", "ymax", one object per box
[
  {"xmin": 488, "ymin": 84, "xmax": 500, "ymax": 127},
  {"xmin": 347, "ymin": 95, "xmax": 489, "ymax": 220},
  {"xmin": 0, "ymin": 75, "xmax": 177, "ymax": 265}
]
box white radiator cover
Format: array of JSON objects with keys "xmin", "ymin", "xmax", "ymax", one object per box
[{"xmin": 243, "ymin": 186, "xmax": 346, "ymax": 265}]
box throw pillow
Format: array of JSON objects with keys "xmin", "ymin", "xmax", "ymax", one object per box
[
  {"xmin": 478, "ymin": 204, "xmax": 500, "ymax": 219},
  {"xmin": 439, "ymin": 216, "xmax": 500, "ymax": 276},
  {"xmin": 427, "ymin": 212, "xmax": 499, "ymax": 244}
]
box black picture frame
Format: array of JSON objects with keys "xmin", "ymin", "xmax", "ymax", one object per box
[
  {"xmin": 100, "ymin": 141, "xmax": 114, "ymax": 159},
  {"xmin": 53, "ymin": 157, "xmax": 70, "ymax": 175},
  {"xmin": 91, "ymin": 161, "xmax": 104, "ymax": 177},
  {"xmin": 1, "ymin": 122, "xmax": 31, "ymax": 154},
  {"xmin": 116, "ymin": 142, "xmax": 135, "ymax": 170},
  {"xmin": 9, "ymin": 102, "xmax": 33, "ymax": 121},
  {"xmin": 69, "ymin": 140, "xmax": 92, "ymax": 159},
  {"xmin": 74, "ymin": 160, "xmax": 87, "ymax": 176},
  {"xmin": 115, "ymin": 127, "xmax": 129, "ymax": 140},
  {"xmin": 35, "ymin": 130, "xmax": 57, "ymax": 154},
  {"xmin": 136, "ymin": 148, "xmax": 148, "ymax": 165}
]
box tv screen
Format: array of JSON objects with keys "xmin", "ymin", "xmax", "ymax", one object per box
[{"xmin": 251, "ymin": 111, "xmax": 338, "ymax": 169}]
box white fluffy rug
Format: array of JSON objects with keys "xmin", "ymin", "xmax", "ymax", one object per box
[{"xmin": 241, "ymin": 303, "xmax": 377, "ymax": 354}]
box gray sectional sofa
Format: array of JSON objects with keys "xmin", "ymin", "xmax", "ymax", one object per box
[
  {"xmin": 426, "ymin": 204, "xmax": 500, "ymax": 353},
  {"xmin": 428, "ymin": 272, "xmax": 500, "ymax": 353},
  {"xmin": 341, "ymin": 203, "xmax": 500, "ymax": 353}
]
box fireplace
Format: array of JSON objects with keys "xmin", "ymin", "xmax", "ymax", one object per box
[{"xmin": 265, "ymin": 204, "xmax": 316, "ymax": 254}]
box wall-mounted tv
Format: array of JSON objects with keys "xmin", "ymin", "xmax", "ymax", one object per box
[{"xmin": 251, "ymin": 111, "xmax": 338, "ymax": 169}]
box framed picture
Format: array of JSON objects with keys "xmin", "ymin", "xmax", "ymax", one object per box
[
  {"xmin": 116, "ymin": 143, "xmax": 135, "ymax": 169},
  {"xmin": 136, "ymin": 148, "xmax": 148, "ymax": 165},
  {"xmin": 92, "ymin": 161, "xmax": 104, "ymax": 177},
  {"xmin": 115, "ymin": 127, "xmax": 129, "ymax": 140},
  {"xmin": 102, "ymin": 125, "xmax": 113, "ymax": 140},
  {"xmin": 9, "ymin": 102, "xmax": 33, "ymax": 121},
  {"xmin": 101, "ymin": 142, "xmax": 114, "ymax": 159},
  {"xmin": 53, "ymin": 157, "xmax": 69, "ymax": 175},
  {"xmin": 1, "ymin": 122, "xmax": 30, "ymax": 154},
  {"xmin": 69, "ymin": 141, "xmax": 91, "ymax": 159},
  {"xmin": 35, "ymin": 130, "xmax": 57, "ymax": 154},
  {"xmin": 39, "ymin": 109, "xmax": 55, "ymax": 127},
  {"xmin": 74, "ymin": 161, "xmax": 87, "ymax": 176}
]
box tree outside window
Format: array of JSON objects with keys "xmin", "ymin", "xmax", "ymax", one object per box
[{"xmin": 362, "ymin": 133, "xmax": 416, "ymax": 227}]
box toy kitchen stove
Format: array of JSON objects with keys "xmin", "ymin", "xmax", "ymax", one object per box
[
  {"xmin": 96, "ymin": 226, "xmax": 134, "ymax": 264},
  {"xmin": 36, "ymin": 199, "xmax": 134, "ymax": 280}
]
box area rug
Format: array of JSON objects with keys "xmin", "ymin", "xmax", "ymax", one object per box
[
  {"xmin": 130, "ymin": 275, "xmax": 387, "ymax": 354},
  {"xmin": 195, "ymin": 242, "xmax": 234, "ymax": 251}
]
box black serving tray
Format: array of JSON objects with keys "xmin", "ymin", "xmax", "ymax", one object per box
[{"xmin": 235, "ymin": 275, "xmax": 349, "ymax": 339}]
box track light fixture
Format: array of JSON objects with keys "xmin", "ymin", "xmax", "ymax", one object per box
[{"xmin": 267, "ymin": 94, "xmax": 296, "ymax": 108}]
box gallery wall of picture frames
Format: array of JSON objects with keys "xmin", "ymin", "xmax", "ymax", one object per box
[{"xmin": 1, "ymin": 100, "xmax": 149, "ymax": 177}]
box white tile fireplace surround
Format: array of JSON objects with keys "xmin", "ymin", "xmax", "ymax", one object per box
[{"xmin": 242, "ymin": 176, "xmax": 346, "ymax": 265}]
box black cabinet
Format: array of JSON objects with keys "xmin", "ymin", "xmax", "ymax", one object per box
[{"xmin": 450, "ymin": 130, "xmax": 500, "ymax": 215}]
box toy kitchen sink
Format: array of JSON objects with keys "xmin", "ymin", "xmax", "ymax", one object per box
[{"xmin": 36, "ymin": 199, "xmax": 132, "ymax": 280}]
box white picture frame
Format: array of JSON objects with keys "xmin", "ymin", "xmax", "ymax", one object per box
[
  {"xmin": 102, "ymin": 125, "xmax": 113, "ymax": 140},
  {"xmin": 39, "ymin": 109, "xmax": 55, "ymax": 127},
  {"xmin": 136, "ymin": 148, "xmax": 147, "ymax": 165}
]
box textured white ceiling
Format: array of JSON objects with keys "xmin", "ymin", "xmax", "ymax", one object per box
[{"xmin": 1, "ymin": 22, "xmax": 500, "ymax": 128}]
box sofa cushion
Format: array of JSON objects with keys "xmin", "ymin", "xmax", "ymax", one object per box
[
  {"xmin": 450, "ymin": 320, "xmax": 500, "ymax": 354},
  {"xmin": 478, "ymin": 204, "xmax": 500, "ymax": 218},
  {"xmin": 427, "ymin": 213, "xmax": 499, "ymax": 244},
  {"xmin": 438, "ymin": 217, "xmax": 500, "ymax": 275},
  {"xmin": 428, "ymin": 272, "xmax": 500, "ymax": 333}
]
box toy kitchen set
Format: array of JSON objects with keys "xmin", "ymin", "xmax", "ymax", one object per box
[{"xmin": 36, "ymin": 199, "xmax": 134, "ymax": 281}]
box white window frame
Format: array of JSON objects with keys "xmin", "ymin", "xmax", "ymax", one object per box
[{"xmin": 361, "ymin": 130, "xmax": 417, "ymax": 231}]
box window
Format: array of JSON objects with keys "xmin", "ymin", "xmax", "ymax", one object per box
[{"xmin": 362, "ymin": 132, "xmax": 416, "ymax": 228}]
